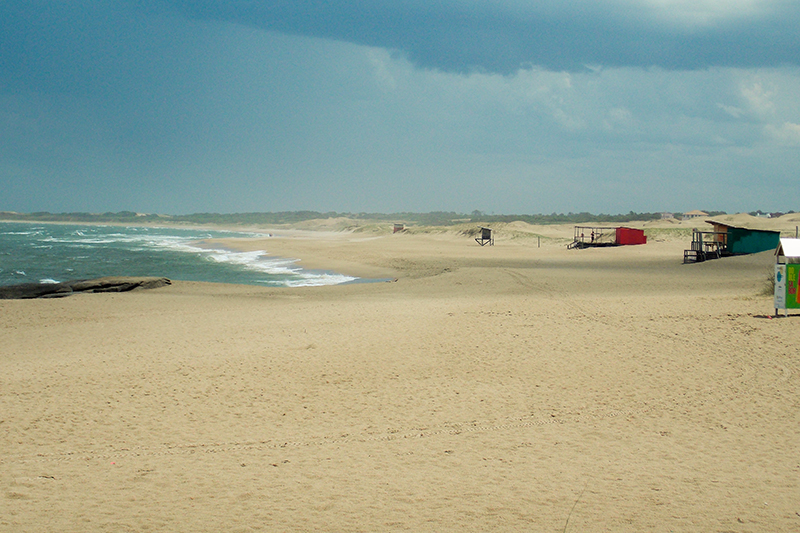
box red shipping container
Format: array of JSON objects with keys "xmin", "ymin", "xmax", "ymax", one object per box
[{"xmin": 615, "ymin": 227, "xmax": 647, "ymax": 245}]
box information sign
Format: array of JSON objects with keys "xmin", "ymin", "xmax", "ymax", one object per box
[{"xmin": 776, "ymin": 263, "xmax": 800, "ymax": 311}]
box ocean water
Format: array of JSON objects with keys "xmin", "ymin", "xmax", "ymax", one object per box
[{"xmin": 0, "ymin": 222, "xmax": 357, "ymax": 288}]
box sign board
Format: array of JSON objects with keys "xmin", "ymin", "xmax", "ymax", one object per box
[{"xmin": 775, "ymin": 263, "xmax": 800, "ymax": 311}]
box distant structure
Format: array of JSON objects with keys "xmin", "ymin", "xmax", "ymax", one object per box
[
  {"xmin": 682, "ymin": 210, "xmax": 708, "ymax": 220},
  {"xmin": 475, "ymin": 227, "xmax": 494, "ymax": 246},
  {"xmin": 567, "ymin": 226, "xmax": 647, "ymax": 249},
  {"xmin": 684, "ymin": 220, "xmax": 780, "ymax": 263},
  {"xmin": 660, "ymin": 212, "xmax": 675, "ymax": 220},
  {"xmin": 393, "ymin": 223, "xmax": 405, "ymax": 234}
]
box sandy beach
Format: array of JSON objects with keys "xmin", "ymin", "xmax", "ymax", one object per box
[{"xmin": 2, "ymin": 215, "xmax": 800, "ymax": 532}]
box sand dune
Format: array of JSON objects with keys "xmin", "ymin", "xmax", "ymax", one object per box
[{"xmin": 2, "ymin": 222, "xmax": 799, "ymax": 532}]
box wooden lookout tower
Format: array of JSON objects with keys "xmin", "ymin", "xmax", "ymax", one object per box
[{"xmin": 475, "ymin": 227, "xmax": 494, "ymax": 246}]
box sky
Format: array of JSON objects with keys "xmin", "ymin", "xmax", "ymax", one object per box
[{"xmin": 1, "ymin": 0, "xmax": 799, "ymax": 215}]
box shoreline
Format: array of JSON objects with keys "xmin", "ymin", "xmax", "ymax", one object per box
[
  {"xmin": 4, "ymin": 215, "xmax": 797, "ymax": 287},
  {"xmin": 0, "ymin": 221, "xmax": 368, "ymax": 289},
  {"xmin": 4, "ymin": 214, "xmax": 799, "ymax": 284}
]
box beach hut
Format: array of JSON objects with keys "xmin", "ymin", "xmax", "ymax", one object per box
[
  {"xmin": 393, "ymin": 223, "xmax": 405, "ymax": 234},
  {"xmin": 568, "ymin": 226, "xmax": 646, "ymax": 249},
  {"xmin": 708, "ymin": 221, "xmax": 780, "ymax": 255},
  {"xmin": 684, "ymin": 221, "xmax": 781, "ymax": 263},
  {"xmin": 774, "ymin": 238, "xmax": 800, "ymax": 316}
]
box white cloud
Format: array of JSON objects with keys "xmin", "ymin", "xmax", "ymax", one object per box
[
  {"xmin": 712, "ymin": 71, "xmax": 800, "ymax": 148},
  {"xmin": 604, "ymin": 107, "xmax": 636, "ymax": 131},
  {"xmin": 716, "ymin": 103, "xmax": 744, "ymax": 118},
  {"xmin": 765, "ymin": 122, "xmax": 800, "ymax": 146},
  {"xmin": 386, "ymin": 61, "xmax": 799, "ymax": 148},
  {"xmin": 551, "ymin": 108, "xmax": 587, "ymax": 131},
  {"xmin": 741, "ymin": 80, "xmax": 776, "ymax": 117},
  {"xmin": 473, "ymin": 0, "xmax": 779, "ymax": 27},
  {"xmin": 634, "ymin": 0, "xmax": 776, "ymax": 26},
  {"xmin": 366, "ymin": 49, "xmax": 397, "ymax": 92}
]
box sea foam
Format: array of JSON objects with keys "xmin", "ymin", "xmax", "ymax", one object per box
[{"xmin": 0, "ymin": 222, "xmax": 358, "ymax": 288}]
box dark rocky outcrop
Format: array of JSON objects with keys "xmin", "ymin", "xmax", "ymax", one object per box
[{"xmin": 0, "ymin": 277, "xmax": 172, "ymax": 299}]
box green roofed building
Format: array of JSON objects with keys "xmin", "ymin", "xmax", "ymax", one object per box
[
  {"xmin": 708, "ymin": 221, "xmax": 781, "ymax": 255},
  {"xmin": 684, "ymin": 220, "xmax": 781, "ymax": 263}
]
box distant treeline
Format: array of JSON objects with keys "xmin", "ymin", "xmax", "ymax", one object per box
[{"xmin": 1, "ymin": 210, "xmax": 723, "ymax": 226}]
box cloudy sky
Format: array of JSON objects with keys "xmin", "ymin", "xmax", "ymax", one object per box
[{"xmin": 2, "ymin": 1, "xmax": 799, "ymax": 215}]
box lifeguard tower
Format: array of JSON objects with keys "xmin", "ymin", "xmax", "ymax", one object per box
[{"xmin": 475, "ymin": 227, "xmax": 494, "ymax": 246}]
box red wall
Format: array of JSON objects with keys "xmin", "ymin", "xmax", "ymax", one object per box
[{"xmin": 615, "ymin": 227, "xmax": 647, "ymax": 245}]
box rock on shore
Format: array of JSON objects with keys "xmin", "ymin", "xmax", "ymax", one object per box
[{"xmin": 0, "ymin": 277, "xmax": 171, "ymax": 299}]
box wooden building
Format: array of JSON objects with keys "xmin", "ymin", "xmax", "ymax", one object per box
[
  {"xmin": 568, "ymin": 226, "xmax": 646, "ymax": 249},
  {"xmin": 707, "ymin": 221, "xmax": 781, "ymax": 255},
  {"xmin": 684, "ymin": 221, "xmax": 780, "ymax": 263},
  {"xmin": 682, "ymin": 210, "xmax": 708, "ymax": 220}
]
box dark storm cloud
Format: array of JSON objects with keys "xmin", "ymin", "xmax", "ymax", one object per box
[
  {"xmin": 138, "ymin": 0, "xmax": 800, "ymax": 73},
  {"xmin": 1, "ymin": 1, "xmax": 798, "ymax": 215}
]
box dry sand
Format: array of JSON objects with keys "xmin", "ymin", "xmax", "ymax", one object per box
[{"xmin": 2, "ymin": 217, "xmax": 800, "ymax": 532}]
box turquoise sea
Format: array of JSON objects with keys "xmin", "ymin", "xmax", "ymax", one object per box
[{"xmin": 0, "ymin": 222, "xmax": 357, "ymax": 288}]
